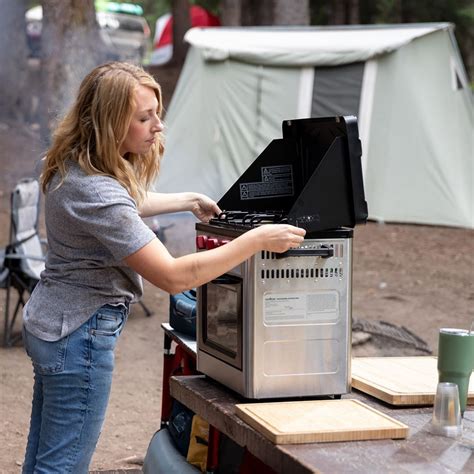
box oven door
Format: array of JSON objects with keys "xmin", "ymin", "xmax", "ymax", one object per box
[{"xmin": 198, "ymin": 274, "xmax": 243, "ymax": 370}]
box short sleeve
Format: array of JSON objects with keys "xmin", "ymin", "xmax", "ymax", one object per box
[{"xmin": 68, "ymin": 177, "xmax": 156, "ymax": 260}]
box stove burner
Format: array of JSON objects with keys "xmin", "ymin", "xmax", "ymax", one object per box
[{"xmin": 210, "ymin": 211, "xmax": 288, "ymax": 229}]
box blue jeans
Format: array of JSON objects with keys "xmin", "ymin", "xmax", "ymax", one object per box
[{"xmin": 22, "ymin": 303, "xmax": 129, "ymax": 474}]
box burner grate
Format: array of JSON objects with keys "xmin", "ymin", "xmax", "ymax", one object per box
[{"xmin": 210, "ymin": 211, "xmax": 288, "ymax": 229}]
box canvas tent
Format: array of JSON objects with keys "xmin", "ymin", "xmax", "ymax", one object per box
[{"xmin": 156, "ymin": 24, "xmax": 473, "ymax": 228}]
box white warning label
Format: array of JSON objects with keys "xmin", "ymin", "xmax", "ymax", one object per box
[
  {"xmin": 239, "ymin": 165, "xmax": 293, "ymax": 200},
  {"xmin": 264, "ymin": 292, "xmax": 339, "ymax": 325}
]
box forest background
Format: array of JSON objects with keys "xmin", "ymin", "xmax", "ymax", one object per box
[{"xmin": 0, "ymin": 0, "xmax": 473, "ymax": 146}]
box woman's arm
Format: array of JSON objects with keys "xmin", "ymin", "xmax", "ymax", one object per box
[
  {"xmin": 139, "ymin": 191, "xmax": 221, "ymax": 221},
  {"xmin": 124, "ymin": 224, "xmax": 306, "ymax": 294}
]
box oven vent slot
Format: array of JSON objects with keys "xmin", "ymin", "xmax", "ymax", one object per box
[{"xmin": 261, "ymin": 267, "xmax": 344, "ymax": 279}]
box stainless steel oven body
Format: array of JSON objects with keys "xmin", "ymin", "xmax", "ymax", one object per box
[
  {"xmin": 196, "ymin": 116, "xmax": 367, "ymax": 398},
  {"xmin": 197, "ymin": 227, "xmax": 352, "ymax": 399}
]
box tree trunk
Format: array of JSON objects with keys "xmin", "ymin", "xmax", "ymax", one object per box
[
  {"xmin": 331, "ymin": 0, "xmax": 346, "ymax": 25},
  {"xmin": 220, "ymin": 0, "xmax": 242, "ymax": 26},
  {"xmin": 39, "ymin": 0, "xmax": 107, "ymax": 142},
  {"xmin": 348, "ymin": 0, "xmax": 360, "ymax": 24},
  {"xmin": 273, "ymin": 0, "xmax": 310, "ymax": 26},
  {"xmin": 242, "ymin": 0, "xmax": 310, "ymax": 26},
  {"xmin": 0, "ymin": 0, "xmax": 30, "ymax": 122},
  {"xmin": 171, "ymin": 0, "xmax": 190, "ymax": 66},
  {"xmin": 243, "ymin": 0, "xmax": 268, "ymax": 25}
]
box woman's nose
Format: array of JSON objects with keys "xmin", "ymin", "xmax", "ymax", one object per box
[{"xmin": 153, "ymin": 118, "xmax": 164, "ymax": 132}]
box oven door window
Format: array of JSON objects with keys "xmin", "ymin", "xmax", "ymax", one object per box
[{"xmin": 202, "ymin": 274, "xmax": 242, "ymax": 370}]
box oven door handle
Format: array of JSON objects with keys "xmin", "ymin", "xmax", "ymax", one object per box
[
  {"xmin": 211, "ymin": 275, "xmax": 241, "ymax": 285},
  {"xmin": 276, "ymin": 246, "xmax": 334, "ymax": 259}
]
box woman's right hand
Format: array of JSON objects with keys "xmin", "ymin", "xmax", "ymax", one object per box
[{"xmin": 249, "ymin": 224, "xmax": 306, "ymax": 254}]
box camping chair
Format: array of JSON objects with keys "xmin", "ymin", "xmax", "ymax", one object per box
[{"xmin": 0, "ymin": 178, "xmax": 46, "ymax": 347}]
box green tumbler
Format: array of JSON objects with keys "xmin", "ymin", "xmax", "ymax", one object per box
[{"xmin": 437, "ymin": 328, "xmax": 474, "ymax": 415}]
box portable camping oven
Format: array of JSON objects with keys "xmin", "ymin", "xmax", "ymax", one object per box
[{"xmin": 196, "ymin": 116, "xmax": 368, "ymax": 399}]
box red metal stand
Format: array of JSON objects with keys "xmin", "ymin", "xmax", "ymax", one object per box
[
  {"xmin": 160, "ymin": 333, "xmax": 197, "ymax": 427},
  {"xmin": 205, "ymin": 424, "xmax": 221, "ymax": 473},
  {"xmin": 160, "ymin": 327, "xmax": 222, "ymax": 471}
]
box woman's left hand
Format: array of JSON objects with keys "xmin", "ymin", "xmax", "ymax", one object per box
[{"xmin": 191, "ymin": 194, "xmax": 221, "ymax": 222}]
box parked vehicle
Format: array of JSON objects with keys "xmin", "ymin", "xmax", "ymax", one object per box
[{"xmin": 25, "ymin": 2, "xmax": 150, "ymax": 63}]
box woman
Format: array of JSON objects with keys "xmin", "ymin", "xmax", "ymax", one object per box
[{"xmin": 21, "ymin": 62, "xmax": 305, "ymax": 473}]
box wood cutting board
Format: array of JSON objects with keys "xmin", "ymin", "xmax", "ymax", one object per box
[
  {"xmin": 235, "ymin": 399, "xmax": 408, "ymax": 444},
  {"xmin": 352, "ymin": 356, "xmax": 474, "ymax": 406}
]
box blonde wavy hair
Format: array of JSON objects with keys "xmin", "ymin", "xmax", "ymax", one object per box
[{"xmin": 41, "ymin": 62, "xmax": 164, "ymax": 205}]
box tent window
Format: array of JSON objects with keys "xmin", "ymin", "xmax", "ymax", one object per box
[{"xmin": 311, "ymin": 62, "xmax": 364, "ymax": 117}]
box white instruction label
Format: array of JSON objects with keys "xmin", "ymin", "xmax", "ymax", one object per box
[
  {"xmin": 264, "ymin": 291, "xmax": 339, "ymax": 325},
  {"xmin": 239, "ymin": 165, "xmax": 293, "ymax": 200}
]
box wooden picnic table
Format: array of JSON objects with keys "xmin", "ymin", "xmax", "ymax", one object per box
[
  {"xmin": 170, "ymin": 374, "xmax": 474, "ymax": 473},
  {"xmin": 160, "ymin": 323, "xmax": 473, "ymax": 473}
]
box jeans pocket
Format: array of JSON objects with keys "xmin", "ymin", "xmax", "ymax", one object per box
[
  {"xmin": 23, "ymin": 328, "xmax": 68, "ymax": 375},
  {"xmin": 91, "ymin": 304, "xmax": 128, "ymax": 337}
]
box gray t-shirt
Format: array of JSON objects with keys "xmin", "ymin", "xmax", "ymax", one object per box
[{"xmin": 23, "ymin": 161, "xmax": 156, "ymax": 341}]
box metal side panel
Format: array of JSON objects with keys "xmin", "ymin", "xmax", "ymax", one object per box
[{"xmin": 250, "ymin": 237, "xmax": 352, "ymax": 399}]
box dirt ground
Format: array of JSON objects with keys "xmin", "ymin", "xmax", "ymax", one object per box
[{"xmin": 0, "ymin": 67, "xmax": 473, "ymax": 472}]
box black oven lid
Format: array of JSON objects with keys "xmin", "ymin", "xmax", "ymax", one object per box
[{"xmin": 216, "ymin": 116, "xmax": 368, "ymax": 233}]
